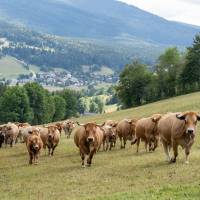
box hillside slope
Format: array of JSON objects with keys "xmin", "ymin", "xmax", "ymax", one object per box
[
  {"xmin": 1, "ymin": 92, "xmax": 200, "ymax": 199},
  {"xmin": 0, "ymin": 20, "xmax": 164, "ymax": 72},
  {"xmin": 0, "ymin": 0, "xmax": 199, "ymax": 46}
]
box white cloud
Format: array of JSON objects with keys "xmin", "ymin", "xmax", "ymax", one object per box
[{"xmin": 119, "ymin": 0, "xmax": 200, "ymax": 26}]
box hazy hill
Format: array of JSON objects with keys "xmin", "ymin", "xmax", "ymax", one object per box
[
  {"xmin": 0, "ymin": 0, "xmax": 199, "ymax": 46},
  {"xmin": 0, "ymin": 0, "xmax": 200, "ymax": 76}
]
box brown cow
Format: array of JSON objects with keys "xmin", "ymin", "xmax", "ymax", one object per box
[
  {"xmin": 55, "ymin": 122, "xmax": 63, "ymax": 135},
  {"xmin": 116, "ymin": 119, "xmax": 137, "ymax": 149},
  {"xmin": 74, "ymin": 122, "xmax": 104, "ymax": 167},
  {"xmin": 0, "ymin": 128, "xmax": 5, "ymax": 148},
  {"xmin": 46, "ymin": 126, "xmax": 60, "ymax": 156},
  {"xmin": 132, "ymin": 114, "xmax": 162, "ymax": 153},
  {"xmin": 158, "ymin": 112, "xmax": 200, "ymax": 164},
  {"xmin": 63, "ymin": 120, "xmax": 75, "ymax": 138},
  {"xmin": 102, "ymin": 125, "xmax": 117, "ymax": 151},
  {"xmin": 4, "ymin": 123, "xmax": 19, "ymax": 147},
  {"xmin": 105, "ymin": 120, "xmax": 118, "ymax": 127},
  {"xmin": 26, "ymin": 129, "xmax": 43, "ymax": 165},
  {"xmin": 19, "ymin": 126, "xmax": 39, "ymax": 143},
  {"xmin": 38, "ymin": 127, "xmax": 49, "ymax": 149}
]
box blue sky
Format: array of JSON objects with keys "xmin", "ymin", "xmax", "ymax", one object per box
[{"xmin": 119, "ymin": 0, "xmax": 200, "ymax": 26}]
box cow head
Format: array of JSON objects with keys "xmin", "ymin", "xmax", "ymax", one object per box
[
  {"xmin": 65, "ymin": 120, "xmax": 75, "ymax": 131},
  {"xmin": 77, "ymin": 122, "xmax": 101, "ymax": 144},
  {"xmin": 47, "ymin": 126, "xmax": 58, "ymax": 140},
  {"xmin": 176, "ymin": 112, "xmax": 200, "ymax": 136},
  {"xmin": 29, "ymin": 130, "xmax": 41, "ymax": 150},
  {"xmin": 55, "ymin": 123, "xmax": 63, "ymax": 134}
]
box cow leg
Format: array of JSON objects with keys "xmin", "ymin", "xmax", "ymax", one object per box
[
  {"xmin": 109, "ymin": 142, "xmax": 112, "ymax": 151},
  {"xmin": 162, "ymin": 140, "xmax": 171, "ymax": 162},
  {"xmin": 113, "ymin": 140, "xmax": 116, "ymax": 147},
  {"xmin": 51, "ymin": 145, "xmax": 57, "ymax": 156},
  {"xmin": 80, "ymin": 150, "xmax": 85, "ymax": 167},
  {"xmin": 29, "ymin": 153, "xmax": 33, "ymax": 165},
  {"xmin": 123, "ymin": 138, "xmax": 126, "ymax": 148},
  {"xmin": 10, "ymin": 139, "xmax": 13, "ymax": 147},
  {"xmin": 48, "ymin": 146, "xmax": 51, "ymax": 156},
  {"xmin": 87, "ymin": 149, "xmax": 95, "ymax": 167},
  {"xmin": 136, "ymin": 138, "xmax": 140, "ymax": 153},
  {"xmin": 103, "ymin": 140, "xmax": 105, "ymax": 151},
  {"xmin": 120, "ymin": 137, "xmax": 123, "ymax": 149},
  {"xmin": 185, "ymin": 147, "xmax": 191, "ymax": 164},
  {"xmin": 145, "ymin": 141, "xmax": 148, "ymax": 152},
  {"xmin": 171, "ymin": 141, "xmax": 178, "ymax": 163},
  {"xmin": 153, "ymin": 138, "xmax": 158, "ymax": 151},
  {"xmin": 35, "ymin": 153, "xmax": 39, "ymax": 165}
]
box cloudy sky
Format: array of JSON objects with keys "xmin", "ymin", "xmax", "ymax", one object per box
[{"xmin": 120, "ymin": 0, "xmax": 200, "ymax": 26}]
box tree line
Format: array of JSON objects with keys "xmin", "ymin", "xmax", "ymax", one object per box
[
  {"xmin": 0, "ymin": 82, "xmax": 105, "ymax": 125},
  {"xmin": 117, "ymin": 34, "xmax": 200, "ymax": 108}
]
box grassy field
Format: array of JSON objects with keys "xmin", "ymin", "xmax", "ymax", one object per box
[
  {"xmin": 0, "ymin": 56, "xmax": 40, "ymax": 78},
  {"xmin": 1, "ymin": 92, "xmax": 200, "ymax": 200}
]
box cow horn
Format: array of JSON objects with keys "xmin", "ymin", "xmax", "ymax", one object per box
[
  {"xmin": 97, "ymin": 122, "xmax": 105, "ymax": 127},
  {"xmin": 176, "ymin": 113, "xmax": 186, "ymax": 120},
  {"xmin": 76, "ymin": 121, "xmax": 85, "ymax": 126}
]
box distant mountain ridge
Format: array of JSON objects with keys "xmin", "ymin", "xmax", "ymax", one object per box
[{"xmin": 0, "ymin": 0, "xmax": 199, "ymax": 46}]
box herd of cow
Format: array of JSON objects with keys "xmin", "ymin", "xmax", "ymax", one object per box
[{"xmin": 0, "ymin": 111, "xmax": 200, "ymax": 167}]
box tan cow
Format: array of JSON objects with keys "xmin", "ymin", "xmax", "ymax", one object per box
[
  {"xmin": 4, "ymin": 123, "xmax": 19, "ymax": 147},
  {"xmin": 63, "ymin": 120, "xmax": 75, "ymax": 138},
  {"xmin": 55, "ymin": 122, "xmax": 63, "ymax": 135},
  {"xmin": 105, "ymin": 120, "xmax": 118, "ymax": 127},
  {"xmin": 38, "ymin": 127, "xmax": 49, "ymax": 149},
  {"xmin": 132, "ymin": 114, "xmax": 162, "ymax": 153},
  {"xmin": 46, "ymin": 126, "xmax": 60, "ymax": 156},
  {"xmin": 16, "ymin": 122, "xmax": 31, "ymax": 142},
  {"xmin": 102, "ymin": 125, "xmax": 117, "ymax": 151},
  {"xmin": 104, "ymin": 120, "xmax": 118, "ymax": 147},
  {"xmin": 116, "ymin": 119, "xmax": 137, "ymax": 149},
  {"xmin": 19, "ymin": 126, "xmax": 39, "ymax": 143},
  {"xmin": 158, "ymin": 112, "xmax": 200, "ymax": 164},
  {"xmin": 74, "ymin": 122, "xmax": 104, "ymax": 167},
  {"xmin": 26, "ymin": 129, "xmax": 43, "ymax": 165}
]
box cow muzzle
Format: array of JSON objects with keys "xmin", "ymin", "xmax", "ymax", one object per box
[
  {"xmin": 186, "ymin": 128, "xmax": 194, "ymax": 135},
  {"xmin": 33, "ymin": 144, "xmax": 39, "ymax": 150},
  {"xmin": 87, "ymin": 137, "xmax": 94, "ymax": 143}
]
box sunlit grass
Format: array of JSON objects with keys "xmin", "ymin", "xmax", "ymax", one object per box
[{"xmin": 1, "ymin": 92, "xmax": 200, "ymax": 200}]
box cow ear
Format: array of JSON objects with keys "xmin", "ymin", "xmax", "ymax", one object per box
[
  {"xmin": 112, "ymin": 123, "xmax": 118, "ymax": 127},
  {"xmin": 151, "ymin": 115, "xmax": 162, "ymax": 123},
  {"xmin": 176, "ymin": 113, "xmax": 186, "ymax": 120},
  {"xmin": 125, "ymin": 119, "xmax": 132, "ymax": 124},
  {"xmin": 197, "ymin": 114, "xmax": 200, "ymax": 121}
]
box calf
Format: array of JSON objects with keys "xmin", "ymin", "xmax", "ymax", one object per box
[
  {"xmin": 63, "ymin": 120, "xmax": 75, "ymax": 138},
  {"xmin": 116, "ymin": 119, "xmax": 137, "ymax": 149},
  {"xmin": 26, "ymin": 129, "xmax": 43, "ymax": 165},
  {"xmin": 4, "ymin": 123, "xmax": 19, "ymax": 147},
  {"xmin": 132, "ymin": 114, "xmax": 162, "ymax": 153},
  {"xmin": 46, "ymin": 126, "xmax": 60, "ymax": 156},
  {"xmin": 102, "ymin": 125, "xmax": 117, "ymax": 151}
]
